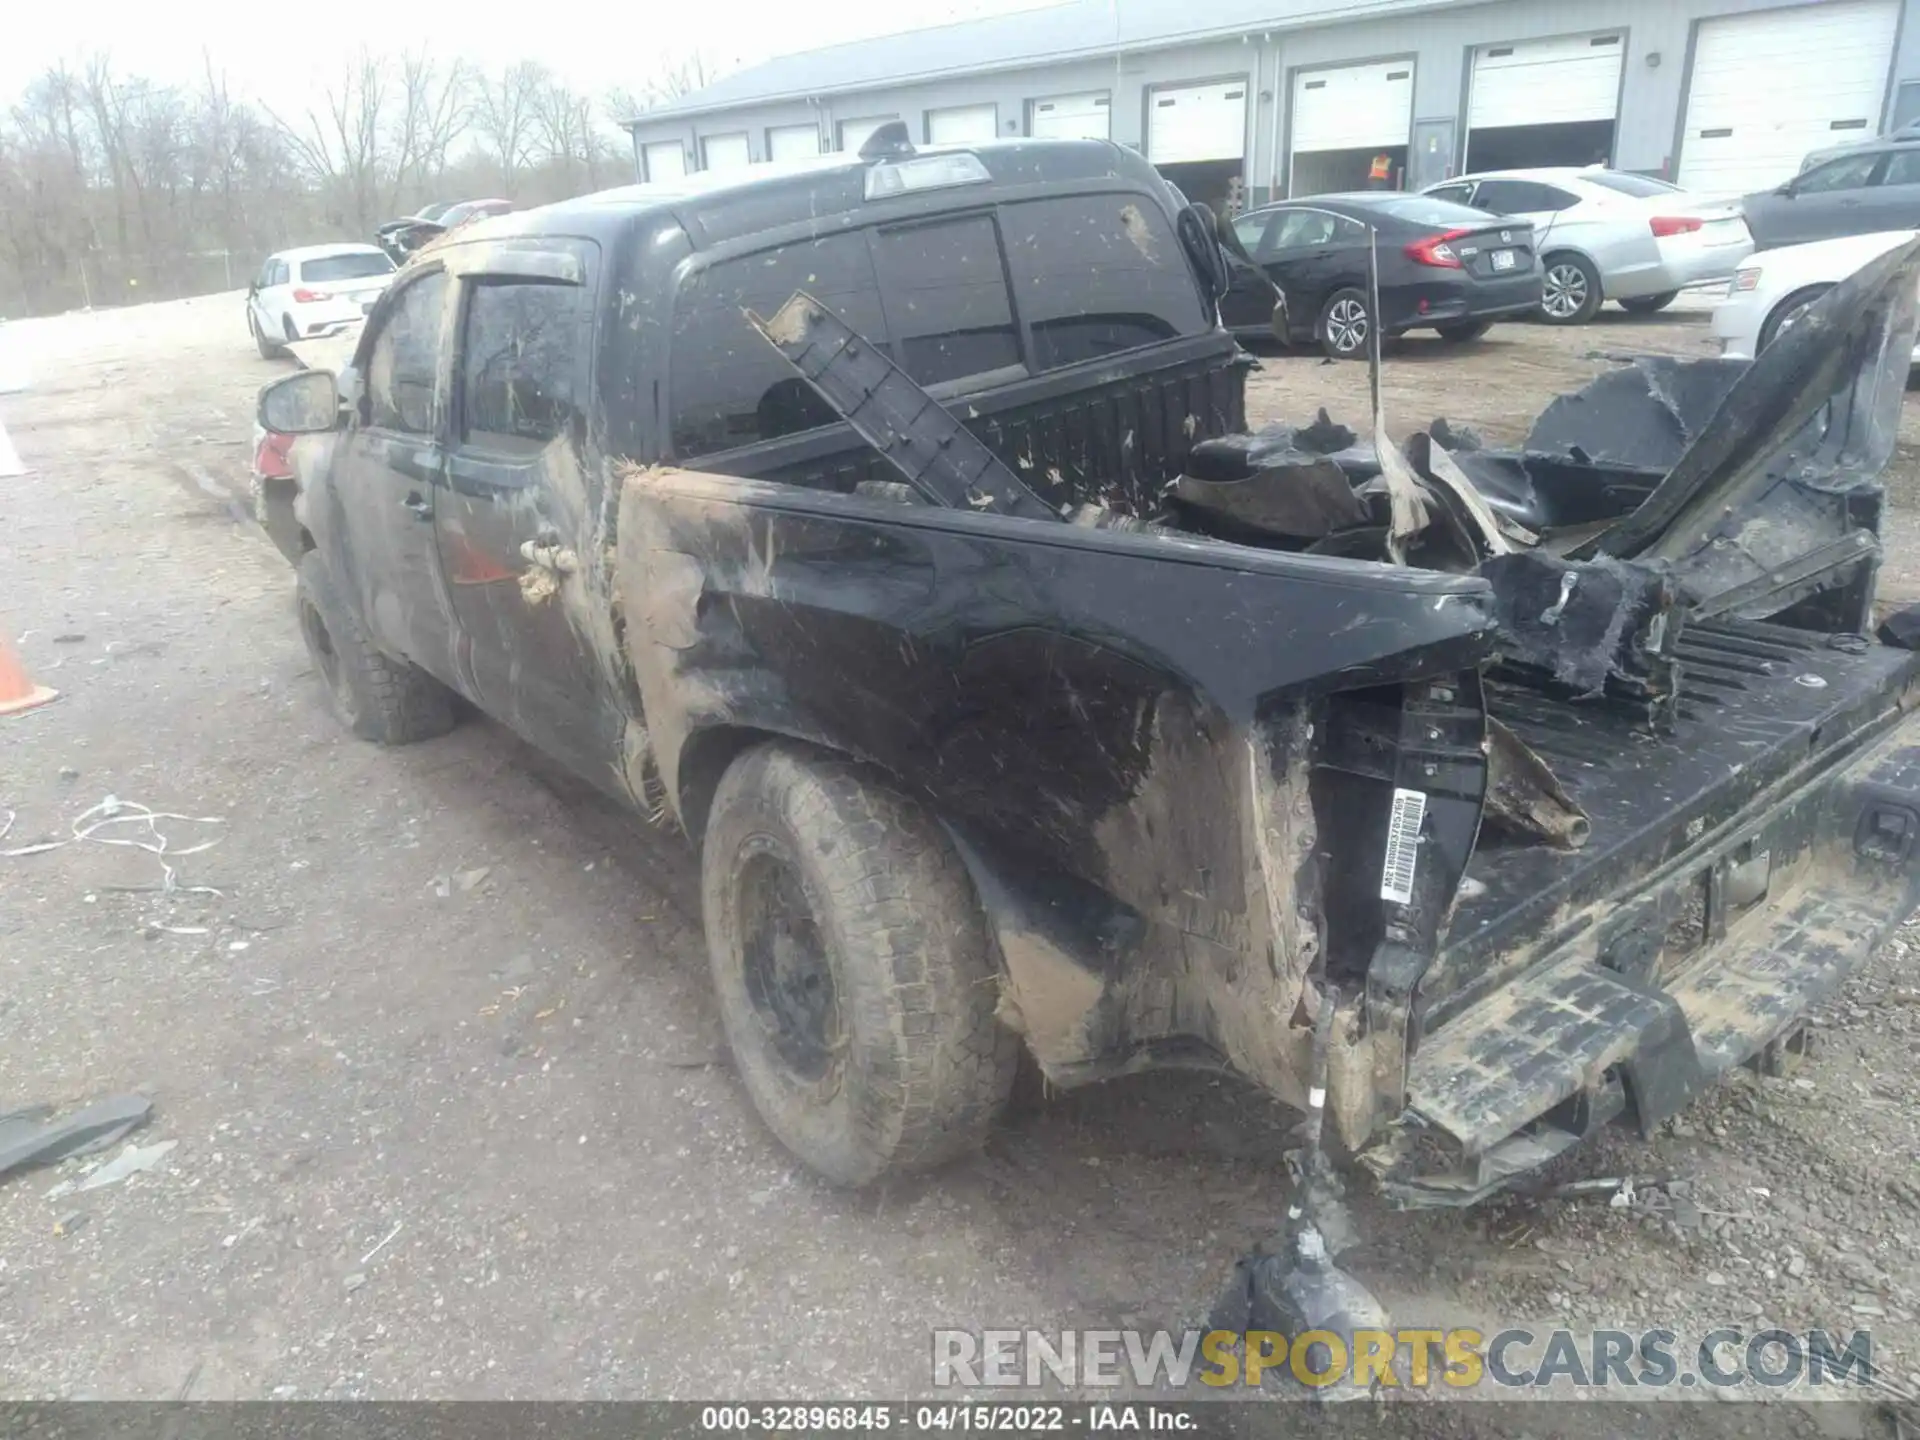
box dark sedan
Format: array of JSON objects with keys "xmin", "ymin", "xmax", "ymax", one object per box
[{"xmin": 1219, "ymin": 193, "xmax": 1543, "ymax": 358}]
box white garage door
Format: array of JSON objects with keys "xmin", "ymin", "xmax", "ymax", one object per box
[
  {"xmin": 1148, "ymin": 81, "xmax": 1247, "ymax": 164},
  {"xmin": 928, "ymin": 104, "xmax": 997, "ymax": 144},
  {"xmin": 1679, "ymin": 0, "xmax": 1898, "ymax": 194},
  {"xmin": 767, "ymin": 124, "xmax": 819, "ymax": 163},
  {"xmin": 1292, "ymin": 61, "xmax": 1414, "ymax": 153},
  {"xmin": 1031, "ymin": 92, "xmax": 1109, "ymax": 140},
  {"xmin": 1469, "ymin": 33, "xmax": 1622, "ymax": 129},
  {"xmin": 642, "ymin": 141, "xmax": 686, "ymax": 183},
  {"xmin": 701, "ymin": 133, "xmax": 751, "ymax": 172},
  {"xmin": 837, "ymin": 115, "xmax": 897, "ymax": 153}
]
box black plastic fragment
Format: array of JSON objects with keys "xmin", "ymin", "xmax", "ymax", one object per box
[
  {"xmin": 1169, "ymin": 460, "xmax": 1367, "ymax": 542},
  {"xmin": 747, "ymin": 291, "xmax": 1056, "ymax": 522},
  {"xmin": 1480, "ymin": 551, "xmax": 1682, "ymax": 719},
  {"xmin": 0, "ymin": 1095, "xmax": 153, "ymax": 1185},
  {"xmin": 1879, "ymin": 602, "xmax": 1920, "ymax": 651}
]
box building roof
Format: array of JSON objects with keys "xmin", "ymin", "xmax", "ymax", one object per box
[{"xmin": 630, "ymin": 0, "xmax": 1459, "ymax": 124}]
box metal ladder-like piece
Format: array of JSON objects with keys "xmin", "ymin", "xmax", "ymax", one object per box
[{"xmin": 748, "ymin": 291, "xmax": 1058, "ymax": 522}]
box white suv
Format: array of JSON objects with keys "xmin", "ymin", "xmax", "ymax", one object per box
[{"xmin": 247, "ymin": 244, "xmax": 397, "ymax": 359}]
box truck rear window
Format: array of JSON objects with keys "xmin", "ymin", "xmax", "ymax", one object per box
[
  {"xmin": 669, "ymin": 193, "xmax": 1209, "ymax": 461},
  {"xmin": 871, "ymin": 215, "xmax": 1020, "ymax": 386},
  {"xmin": 671, "ymin": 234, "xmax": 886, "ymax": 458},
  {"xmin": 999, "ymin": 196, "xmax": 1208, "ymax": 368}
]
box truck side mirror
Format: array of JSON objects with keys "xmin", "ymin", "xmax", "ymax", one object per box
[{"xmin": 258, "ymin": 370, "xmax": 341, "ymax": 434}]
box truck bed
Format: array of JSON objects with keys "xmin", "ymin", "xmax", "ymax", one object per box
[{"xmin": 1430, "ymin": 617, "xmax": 1920, "ymax": 1029}]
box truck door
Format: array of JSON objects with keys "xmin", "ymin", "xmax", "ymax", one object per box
[
  {"xmin": 434, "ymin": 245, "xmax": 625, "ymax": 783},
  {"xmin": 331, "ymin": 266, "xmax": 458, "ymax": 685}
]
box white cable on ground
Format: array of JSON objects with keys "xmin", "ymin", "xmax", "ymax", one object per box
[{"xmin": 0, "ymin": 795, "xmax": 225, "ymax": 895}]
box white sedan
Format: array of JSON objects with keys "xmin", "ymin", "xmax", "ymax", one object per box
[
  {"xmin": 1710, "ymin": 229, "xmax": 1918, "ymax": 360},
  {"xmin": 246, "ymin": 243, "xmax": 396, "ymax": 360}
]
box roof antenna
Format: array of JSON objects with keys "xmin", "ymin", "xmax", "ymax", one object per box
[{"xmin": 859, "ymin": 121, "xmax": 915, "ymax": 162}]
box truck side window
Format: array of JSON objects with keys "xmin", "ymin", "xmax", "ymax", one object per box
[
  {"xmin": 459, "ymin": 280, "xmax": 585, "ymax": 454},
  {"xmin": 367, "ymin": 271, "xmax": 447, "ymax": 435},
  {"xmin": 1000, "ymin": 196, "xmax": 1209, "ymax": 369},
  {"xmin": 670, "ymin": 234, "xmax": 888, "ymax": 460},
  {"xmin": 869, "ymin": 215, "xmax": 1020, "ymax": 386}
]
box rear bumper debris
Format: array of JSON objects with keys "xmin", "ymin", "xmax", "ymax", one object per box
[{"xmin": 1373, "ymin": 709, "xmax": 1920, "ymax": 1205}]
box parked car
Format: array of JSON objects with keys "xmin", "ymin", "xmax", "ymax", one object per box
[
  {"xmin": 1712, "ymin": 228, "xmax": 1919, "ymax": 360},
  {"xmin": 1221, "ymin": 192, "xmax": 1542, "ymax": 358},
  {"xmin": 375, "ymin": 199, "xmax": 515, "ymax": 263},
  {"xmin": 373, "ymin": 202, "xmax": 455, "ymax": 259},
  {"xmin": 1743, "ymin": 143, "xmax": 1920, "ymax": 252},
  {"xmin": 246, "ymin": 244, "xmax": 397, "ymax": 359},
  {"xmin": 437, "ymin": 197, "xmax": 513, "ymax": 230},
  {"xmin": 251, "ymin": 139, "xmax": 1920, "ymax": 1344},
  {"xmin": 1799, "ymin": 118, "xmax": 1920, "ymax": 175},
  {"xmin": 1421, "ymin": 168, "xmax": 1751, "ymax": 324}
]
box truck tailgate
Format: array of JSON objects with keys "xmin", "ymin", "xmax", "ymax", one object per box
[
  {"xmin": 1438, "ymin": 618, "xmax": 1920, "ymax": 1010},
  {"xmin": 1390, "ymin": 618, "xmax": 1920, "ymax": 1199}
]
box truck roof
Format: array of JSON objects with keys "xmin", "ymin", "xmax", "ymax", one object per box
[{"xmin": 456, "ymin": 138, "xmax": 1174, "ymax": 253}]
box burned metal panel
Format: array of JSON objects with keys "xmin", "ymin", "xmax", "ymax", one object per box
[
  {"xmin": 1578, "ymin": 240, "xmax": 1920, "ymax": 617},
  {"xmin": 1478, "ymin": 550, "xmax": 1684, "ymax": 723},
  {"xmin": 1524, "ymin": 356, "xmax": 1749, "ymax": 475},
  {"xmin": 615, "ymin": 466, "xmax": 1498, "ymax": 1098}
]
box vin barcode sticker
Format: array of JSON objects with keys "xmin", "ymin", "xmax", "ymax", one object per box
[{"xmin": 1379, "ymin": 788, "xmax": 1427, "ymax": 905}]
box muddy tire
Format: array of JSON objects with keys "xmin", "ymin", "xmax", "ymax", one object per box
[
  {"xmin": 295, "ymin": 550, "xmax": 455, "ymax": 744},
  {"xmin": 250, "ymin": 310, "xmax": 282, "ymax": 360},
  {"xmin": 702, "ymin": 741, "xmax": 1018, "ymax": 1186}
]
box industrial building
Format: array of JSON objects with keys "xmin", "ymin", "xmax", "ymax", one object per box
[{"xmin": 625, "ymin": 0, "xmax": 1920, "ymax": 211}]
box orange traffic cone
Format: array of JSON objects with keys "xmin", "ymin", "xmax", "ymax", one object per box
[{"xmin": 0, "ymin": 628, "xmax": 56, "ymax": 716}]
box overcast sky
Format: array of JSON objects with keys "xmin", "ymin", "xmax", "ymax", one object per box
[{"xmin": 3, "ymin": 0, "xmax": 1059, "ymax": 113}]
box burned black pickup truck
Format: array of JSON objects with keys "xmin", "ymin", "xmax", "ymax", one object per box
[{"xmin": 257, "ymin": 128, "xmax": 1920, "ymax": 1336}]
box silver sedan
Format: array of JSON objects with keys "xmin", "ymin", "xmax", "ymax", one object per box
[{"xmin": 1422, "ymin": 168, "xmax": 1753, "ymax": 324}]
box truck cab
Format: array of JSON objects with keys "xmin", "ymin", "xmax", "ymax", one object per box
[{"xmin": 265, "ymin": 137, "xmax": 1244, "ymax": 787}]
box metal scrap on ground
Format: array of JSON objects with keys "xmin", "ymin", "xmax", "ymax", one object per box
[{"xmin": 0, "ymin": 1095, "xmax": 153, "ymax": 1187}]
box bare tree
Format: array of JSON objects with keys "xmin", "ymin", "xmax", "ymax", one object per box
[
  {"xmin": 0, "ymin": 46, "xmax": 711, "ymax": 317},
  {"xmin": 472, "ymin": 61, "xmax": 545, "ymax": 197},
  {"xmin": 531, "ymin": 76, "xmax": 613, "ymax": 197},
  {"xmin": 631, "ymin": 51, "xmax": 721, "ymax": 113},
  {"xmin": 268, "ymin": 49, "xmax": 408, "ymax": 231},
  {"xmin": 390, "ymin": 53, "xmax": 472, "ymax": 205}
]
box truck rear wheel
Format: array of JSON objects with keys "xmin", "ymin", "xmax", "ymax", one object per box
[
  {"xmin": 702, "ymin": 741, "xmax": 1018, "ymax": 1186},
  {"xmin": 295, "ymin": 551, "xmax": 456, "ymax": 744}
]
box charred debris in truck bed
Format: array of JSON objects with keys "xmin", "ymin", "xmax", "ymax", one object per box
[{"xmin": 749, "ymin": 237, "xmax": 1920, "ymax": 847}]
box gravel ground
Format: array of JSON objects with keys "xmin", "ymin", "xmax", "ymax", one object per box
[{"xmin": 0, "ymin": 293, "xmax": 1916, "ymax": 1423}]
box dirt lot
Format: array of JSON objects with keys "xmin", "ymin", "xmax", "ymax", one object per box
[{"xmin": 1, "ymin": 293, "xmax": 1918, "ymax": 1419}]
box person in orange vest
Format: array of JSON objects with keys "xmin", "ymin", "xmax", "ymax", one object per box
[{"xmin": 1367, "ymin": 153, "xmax": 1393, "ymax": 189}]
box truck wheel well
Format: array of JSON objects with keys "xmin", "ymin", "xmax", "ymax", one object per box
[{"xmin": 676, "ymin": 725, "xmax": 783, "ymax": 843}]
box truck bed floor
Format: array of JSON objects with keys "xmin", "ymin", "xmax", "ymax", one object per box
[{"xmin": 1436, "ymin": 619, "xmax": 1918, "ymax": 1015}]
